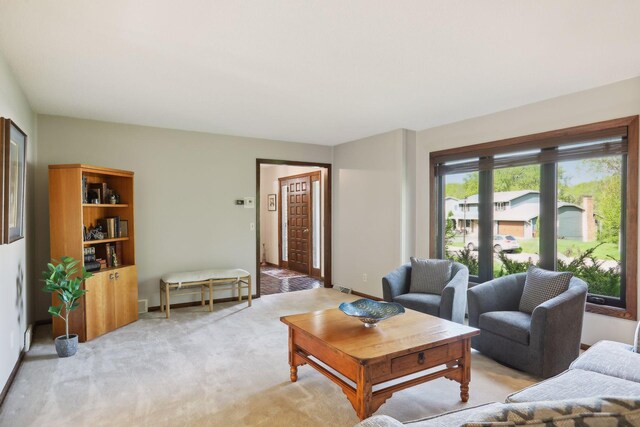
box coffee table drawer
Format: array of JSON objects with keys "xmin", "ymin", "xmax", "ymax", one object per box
[{"xmin": 391, "ymin": 341, "xmax": 463, "ymax": 376}]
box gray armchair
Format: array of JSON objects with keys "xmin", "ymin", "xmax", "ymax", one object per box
[
  {"xmin": 467, "ymin": 273, "xmax": 588, "ymax": 378},
  {"xmin": 382, "ymin": 261, "xmax": 469, "ymax": 324}
]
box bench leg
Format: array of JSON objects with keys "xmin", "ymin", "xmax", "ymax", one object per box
[
  {"xmin": 209, "ymin": 282, "xmax": 213, "ymax": 312},
  {"xmin": 248, "ymin": 275, "xmax": 252, "ymax": 307},
  {"xmin": 201, "ymin": 286, "xmax": 205, "ymax": 307},
  {"xmin": 165, "ymin": 285, "xmax": 171, "ymax": 319},
  {"xmin": 237, "ymin": 280, "xmax": 242, "ymax": 302},
  {"xmin": 159, "ymin": 282, "xmax": 164, "ymax": 313}
]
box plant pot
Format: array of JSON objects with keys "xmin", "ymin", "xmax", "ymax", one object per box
[{"xmin": 54, "ymin": 334, "xmax": 78, "ymax": 358}]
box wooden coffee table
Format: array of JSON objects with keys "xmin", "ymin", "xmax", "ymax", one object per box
[{"xmin": 281, "ymin": 307, "xmax": 480, "ymax": 420}]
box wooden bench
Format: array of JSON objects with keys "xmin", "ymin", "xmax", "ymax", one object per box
[{"xmin": 159, "ymin": 269, "xmax": 252, "ymax": 318}]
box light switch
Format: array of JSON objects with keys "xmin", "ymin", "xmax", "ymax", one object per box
[
  {"xmin": 249, "ymin": 223, "xmax": 255, "ymax": 231},
  {"xmin": 244, "ymin": 197, "xmax": 255, "ymax": 208}
]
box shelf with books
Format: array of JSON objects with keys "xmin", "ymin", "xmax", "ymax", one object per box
[{"xmin": 83, "ymin": 237, "xmax": 130, "ymax": 245}]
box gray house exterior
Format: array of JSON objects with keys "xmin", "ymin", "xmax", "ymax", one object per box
[{"xmin": 448, "ymin": 190, "xmax": 593, "ymax": 241}]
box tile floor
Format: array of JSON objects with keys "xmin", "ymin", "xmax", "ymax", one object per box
[{"xmin": 260, "ymin": 266, "xmax": 323, "ymax": 295}]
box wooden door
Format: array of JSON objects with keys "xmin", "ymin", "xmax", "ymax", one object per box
[
  {"xmin": 286, "ymin": 175, "xmax": 311, "ymax": 274},
  {"xmin": 114, "ymin": 265, "xmax": 138, "ymax": 328},
  {"xmin": 85, "ymin": 271, "xmax": 115, "ymax": 340}
]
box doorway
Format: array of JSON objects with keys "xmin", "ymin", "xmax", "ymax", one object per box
[{"xmin": 256, "ymin": 160, "xmax": 332, "ymax": 296}]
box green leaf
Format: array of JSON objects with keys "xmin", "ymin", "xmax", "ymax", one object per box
[{"xmin": 48, "ymin": 305, "xmax": 63, "ymax": 317}]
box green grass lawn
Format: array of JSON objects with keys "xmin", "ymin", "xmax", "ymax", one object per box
[
  {"xmin": 518, "ymin": 239, "xmax": 620, "ymax": 261},
  {"xmin": 450, "ymin": 237, "xmax": 620, "ymax": 260}
]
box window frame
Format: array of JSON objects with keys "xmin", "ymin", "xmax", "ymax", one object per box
[{"xmin": 429, "ymin": 116, "xmax": 639, "ymax": 321}]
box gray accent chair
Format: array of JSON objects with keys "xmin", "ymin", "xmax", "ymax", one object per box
[
  {"xmin": 382, "ymin": 261, "xmax": 468, "ymax": 324},
  {"xmin": 467, "ymin": 273, "xmax": 588, "ymax": 378}
]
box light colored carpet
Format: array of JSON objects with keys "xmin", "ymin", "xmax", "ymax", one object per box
[{"xmin": 0, "ymin": 288, "xmax": 537, "ymax": 427}]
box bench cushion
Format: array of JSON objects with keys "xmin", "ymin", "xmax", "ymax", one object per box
[{"xmin": 162, "ymin": 268, "xmax": 250, "ymax": 284}]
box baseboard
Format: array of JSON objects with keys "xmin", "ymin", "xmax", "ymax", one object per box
[
  {"xmin": 0, "ymin": 351, "xmax": 24, "ymax": 408},
  {"xmin": 351, "ymin": 290, "xmax": 382, "ymax": 301},
  {"xmin": 260, "ymin": 262, "xmax": 279, "ymax": 268},
  {"xmin": 148, "ymin": 294, "xmax": 257, "ymax": 312},
  {"xmin": 34, "ymin": 318, "xmax": 52, "ymax": 326}
]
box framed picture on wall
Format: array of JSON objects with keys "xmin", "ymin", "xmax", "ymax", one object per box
[
  {"xmin": 2, "ymin": 118, "xmax": 27, "ymax": 244},
  {"xmin": 268, "ymin": 193, "xmax": 277, "ymax": 211}
]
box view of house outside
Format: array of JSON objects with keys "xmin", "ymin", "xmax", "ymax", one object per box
[{"xmin": 444, "ymin": 157, "xmax": 623, "ymax": 298}]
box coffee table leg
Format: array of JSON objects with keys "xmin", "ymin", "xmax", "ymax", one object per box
[
  {"xmin": 460, "ymin": 338, "xmax": 471, "ymax": 402},
  {"xmin": 288, "ymin": 327, "xmax": 300, "ymax": 382},
  {"xmin": 355, "ymin": 365, "xmax": 373, "ymax": 420}
]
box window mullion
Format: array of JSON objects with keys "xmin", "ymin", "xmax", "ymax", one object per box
[
  {"xmin": 539, "ymin": 161, "xmax": 557, "ymax": 270},
  {"xmin": 435, "ymin": 175, "xmax": 445, "ymax": 259},
  {"xmin": 478, "ymin": 167, "xmax": 494, "ymax": 282}
]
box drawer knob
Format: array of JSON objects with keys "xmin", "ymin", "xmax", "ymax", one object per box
[
  {"xmin": 418, "ymin": 352, "xmax": 425, "ymax": 365},
  {"xmin": 115, "ymin": 272, "xmax": 120, "ymax": 280},
  {"xmin": 109, "ymin": 274, "xmax": 115, "ymax": 280}
]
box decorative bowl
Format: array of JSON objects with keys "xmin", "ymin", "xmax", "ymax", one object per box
[{"xmin": 338, "ymin": 299, "xmax": 405, "ymax": 327}]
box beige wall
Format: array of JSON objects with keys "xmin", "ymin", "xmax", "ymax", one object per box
[
  {"xmin": 34, "ymin": 115, "xmax": 332, "ymax": 316},
  {"xmin": 416, "ymin": 76, "xmax": 640, "ymax": 345},
  {"xmin": 259, "ymin": 164, "xmax": 325, "ymax": 268},
  {"xmin": 332, "ymin": 129, "xmax": 416, "ymax": 296},
  {"xmin": 0, "ymin": 51, "xmax": 37, "ymax": 390}
]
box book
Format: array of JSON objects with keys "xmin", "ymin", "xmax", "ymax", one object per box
[
  {"xmin": 97, "ymin": 217, "xmax": 118, "ymax": 239},
  {"xmin": 82, "ymin": 176, "xmax": 88, "ymax": 203},
  {"xmin": 105, "ymin": 244, "xmax": 113, "ymax": 268},
  {"xmin": 120, "ymin": 220, "xmax": 128, "ymax": 237},
  {"xmin": 88, "ymin": 182, "xmax": 108, "ymax": 203}
]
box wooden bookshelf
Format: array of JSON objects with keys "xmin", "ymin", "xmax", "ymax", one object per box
[{"xmin": 49, "ymin": 164, "xmax": 138, "ymax": 342}]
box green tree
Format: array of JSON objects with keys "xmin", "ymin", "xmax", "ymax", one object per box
[{"xmin": 586, "ymin": 157, "xmax": 622, "ymax": 244}]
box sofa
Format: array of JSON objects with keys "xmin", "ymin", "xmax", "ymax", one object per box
[
  {"xmin": 355, "ymin": 340, "xmax": 640, "ymax": 426},
  {"xmin": 382, "ymin": 261, "xmax": 468, "ymax": 324}
]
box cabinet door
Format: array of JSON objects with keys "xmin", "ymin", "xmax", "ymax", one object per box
[
  {"xmin": 85, "ymin": 271, "xmax": 116, "ymax": 340},
  {"xmin": 114, "ymin": 265, "xmax": 138, "ymax": 328}
]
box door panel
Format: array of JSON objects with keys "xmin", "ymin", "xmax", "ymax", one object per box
[
  {"xmin": 85, "ymin": 271, "xmax": 115, "ymax": 340},
  {"xmin": 114, "ymin": 265, "xmax": 138, "ymax": 328},
  {"xmin": 286, "ymin": 176, "xmax": 311, "ymax": 274}
]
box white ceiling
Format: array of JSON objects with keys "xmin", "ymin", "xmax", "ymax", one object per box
[{"xmin": 1, "ymin": 1, "xmax": 639, "ymax": 145}]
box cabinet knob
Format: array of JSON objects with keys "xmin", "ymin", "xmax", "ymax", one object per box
[
  {"xmin": 109, "ymin": 274, "xmax": 115, "ymax": 280},
  {"xmin": 115, "ymin": 272, "xmax": 120, "ymax": 280}
]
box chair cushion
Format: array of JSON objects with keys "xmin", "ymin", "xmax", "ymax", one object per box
[
  {"xmin": 479, "ymin": 311, "xmax": 531, "ymax": 345},
  {"xmin": 519, "ymin": 266, "xmax": 572, "ymax": 313},
  {"xmin": 507, "ymin": 369, "xmax": 640, "ymax": 403},
  {"xmin": 462, "ymin": 396, "xmax": 640, "ymax": 426},
  {"xmin": 394, "ymin": 293, "xmax": 441, "ymax": 317},
  {"xmin": 409, "ymin": 257, "xmax": 452, "ymax": 294}
]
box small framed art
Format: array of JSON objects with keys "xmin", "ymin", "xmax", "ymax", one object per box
[
  {"xmin": 268, "ymin": 193, "xmax": 277, "ymax": 211},
  {"xmin": 2, "ymin": 118, "xmax": 27, "ymax": 244}
]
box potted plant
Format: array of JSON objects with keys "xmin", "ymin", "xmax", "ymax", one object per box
[{"xmin": 42, "ymin": 256, "xmax": 92, "ymax": 357}]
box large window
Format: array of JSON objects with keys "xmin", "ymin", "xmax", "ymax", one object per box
[{"xmin": 431, "ymin": 117, "xmax": 638, "ymax": 320}]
